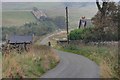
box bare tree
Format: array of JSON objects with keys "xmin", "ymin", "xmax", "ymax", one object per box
[{"xmin": 96, "ymin": 0, "xmax": 108, "ymax": 17}]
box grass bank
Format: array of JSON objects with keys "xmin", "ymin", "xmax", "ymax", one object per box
[
  {"xmin": 2, "ymin": 45, "xmax": 59, "ymax": 78},
  {"xmin": 49, "ymin": 32, "xmax": 119, "ymax": 78},
  {"xmin": 56, "ymin": 43, "xmax": 119, "ymax": 78}
]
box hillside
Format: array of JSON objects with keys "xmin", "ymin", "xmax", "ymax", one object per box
[
  {"xmin": 2, "ymin": 2, "xmax": 64, "ymax": 11},
  {"xmin": 2, "ymin": 2, "xmax": 98, "ymax": 28},
  {"xmin": 2, "ymin": 11, "xmax": 37, "ymax": 26}
]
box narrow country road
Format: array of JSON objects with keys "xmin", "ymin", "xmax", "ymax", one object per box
[{"xmin": 40, "ymin": 34, "xmax": 99, "ymax": 78}]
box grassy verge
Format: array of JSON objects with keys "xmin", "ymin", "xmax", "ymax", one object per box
[
  {"xmin": 49, "ymin": 33, "xmax": 119, "ymax": 79},
  {"xmin": 57, "ymin": 43, "xmax": 119, "ymax": 78},
  {"xmin": 2, "ymin": 45, "xmax": 59, "ymax": 78}
]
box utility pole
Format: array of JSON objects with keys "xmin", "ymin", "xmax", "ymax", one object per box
[{"xmin": 66, "ymin": 7, "xmax": 69, "ymax": 44}]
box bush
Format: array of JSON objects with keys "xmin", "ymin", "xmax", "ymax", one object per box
[
  {"xmin": 69, "ymin": 27, "xmax": 118, "ymax": 42},
  {"xmin": 69, "ymin": 27, "xmax": 95, "ymax": 41},
  {"xmin": 69, "ymin": 29, "xmax": 85, "ymax": 40}
]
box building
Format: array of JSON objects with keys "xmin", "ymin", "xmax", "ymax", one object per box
[
  {"xmin": 5, "ymin": 35, "xmax": 35, "ymax": 52},
  {"xmin": 7, "ymin": 35, "xmax": 33, "ymax": 44}
]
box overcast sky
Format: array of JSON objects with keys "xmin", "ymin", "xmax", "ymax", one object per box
[{"xmin": 1, "ymin": 0, "xmax": 119, "ymax": 2}]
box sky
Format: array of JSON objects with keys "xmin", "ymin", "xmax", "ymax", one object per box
[{"xmin": 1, "ymin": 0, "xmax": 119, "ymax": 2}]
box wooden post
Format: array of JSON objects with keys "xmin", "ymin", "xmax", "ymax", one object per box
[
  {"xmin": 66, "ymin": 7, "xmax": 69, "ymax": 44},
  {"xmin": 48, "ymin": 41, "xmax": 51, "ymax": 47}
]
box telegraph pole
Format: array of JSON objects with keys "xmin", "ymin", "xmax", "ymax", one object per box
[{"xmin": 66, "ymin": 7, "xmax": 69, "ymax": 44}]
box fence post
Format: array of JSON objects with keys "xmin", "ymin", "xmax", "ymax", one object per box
[{"xmin": 48, "ymin": 41, "xmax": 51, "ymax": 47}]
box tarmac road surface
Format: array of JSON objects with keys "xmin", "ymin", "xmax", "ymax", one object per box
[{"xmin": 40, "ymin": 34, "xmax": 99, "ymax": 78}]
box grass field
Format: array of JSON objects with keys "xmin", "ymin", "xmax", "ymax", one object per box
[
  {"xmin": 2, "ymin": 2, "xmax": 97, "ymax": 27},
  {"xmin": 2, "ymin": 11, "xmax": 37, "ymax": 26},
  {"xmin": 2, "ymin": 7, "xmax": 96, "ymax": 27}
]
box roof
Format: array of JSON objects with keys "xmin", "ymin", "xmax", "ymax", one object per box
[{"xmin": 8, "ymin": 35, "xmax": 33, "ymax": 44}]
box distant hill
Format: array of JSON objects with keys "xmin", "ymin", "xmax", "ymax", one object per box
[
  {"xmin": 2, "ymin": 2, "xmax": 64, "ymax": 11},
  {"xmin": 2, "ymin": 11, "xmax": 37, "ymax": 26},
  {"xmin": 2, "ymin": 2, "xmax": 98, "ymax": 28},
  {"xmin": 2, "ymin": 2, "xmax": 97, "ymax": 13}
]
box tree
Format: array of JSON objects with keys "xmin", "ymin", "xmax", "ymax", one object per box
[
  {"xmin": 92, "ymin": 1, "xmax": 118, "ymax": 41},
  {"xmin": 96, "ymin": 0, "xmax": 108, "ymax": 18},
  {"xmin": 118, "ymin": 3, "xmax": 120, "ymax": 40}
]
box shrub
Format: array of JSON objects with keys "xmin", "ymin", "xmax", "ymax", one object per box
[
  {"xmin": 69, "ymin": 29, "xmax": 85, "ymax": 40},
  {"xmin": 69, "ymin": 27, "xmax": 118, "ymax": 42},
  {"xmin": 69, "ymin": 27, "xmax": 96, "ymax": 42}
]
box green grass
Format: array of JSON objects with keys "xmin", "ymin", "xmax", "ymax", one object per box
[
  {"xmin": 2, "ymin": 11, "xmax": 37, "ymax": 26},
  {"xmin": 59, "ymin": 45, "xmax": 108, "ymax": 64},
  {"xmin": 57, "ymin": 44, "xmax": 119, "ymax": 78}
]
